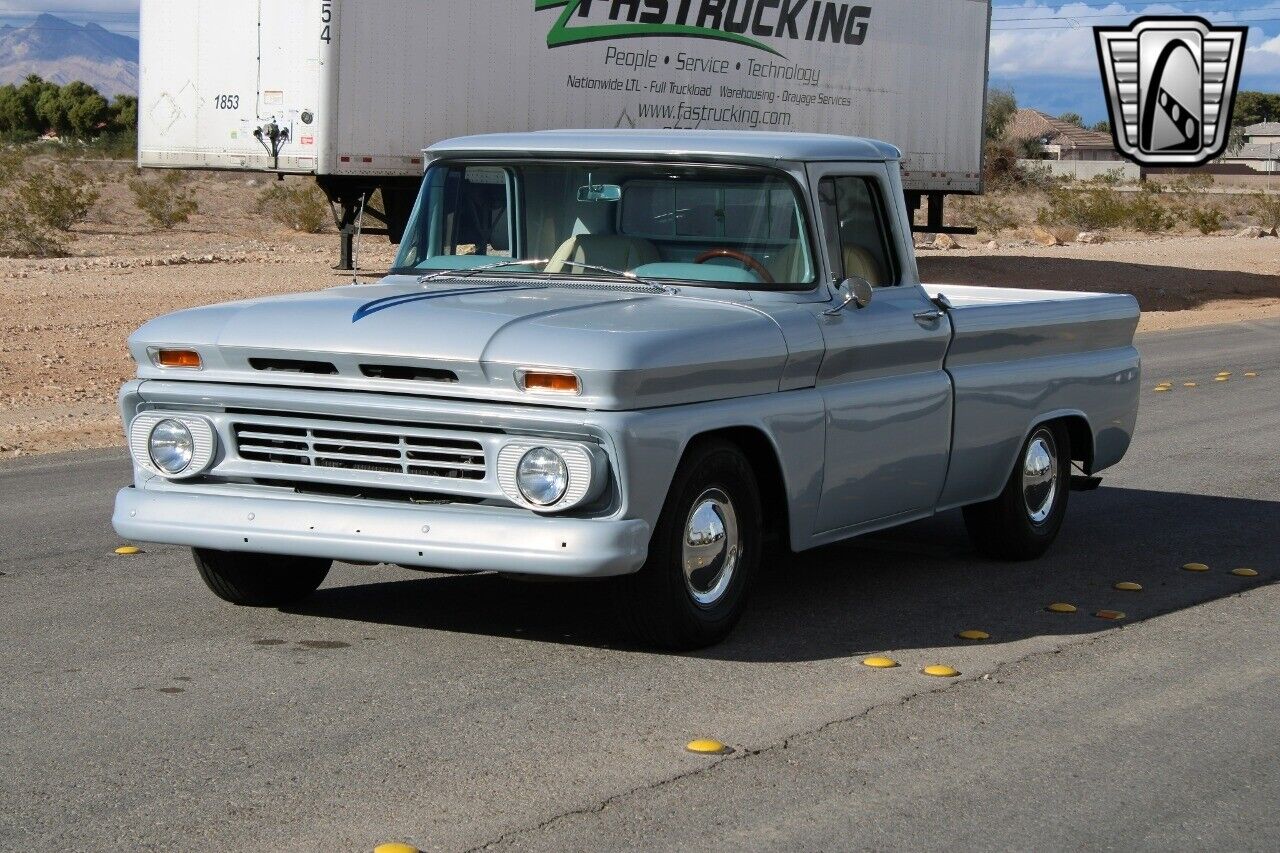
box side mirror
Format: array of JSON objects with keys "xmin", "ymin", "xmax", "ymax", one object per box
[{"xmin": 823, "ymin": 276, "xmax": 874, "ymax": 316}]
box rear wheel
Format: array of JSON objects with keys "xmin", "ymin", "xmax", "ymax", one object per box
[
  {"xmin": 615, "ymin": 440, "xmax": 761, "ymax": 650},
  {"xmin": 963, "ymin": 423, "xmax": 1070, "ymax": 560},
  {"xmin": 193, "ymin": 548, "xmax": 331, "ymax": 607}
]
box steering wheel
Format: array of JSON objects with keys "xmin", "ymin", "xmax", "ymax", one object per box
[{"xmin": 693, "ymin": 248, "xmax": 775, "ymax": 284}]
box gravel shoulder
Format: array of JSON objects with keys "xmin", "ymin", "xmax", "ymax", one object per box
[{"xmin": 2, "ymin": 172, "xmax": 1276, "ymax": 457}]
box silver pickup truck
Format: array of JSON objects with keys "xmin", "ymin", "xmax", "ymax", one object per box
[{"xmin": 113, "ymin": 130, "xmax": 1140, "ymax": 649}]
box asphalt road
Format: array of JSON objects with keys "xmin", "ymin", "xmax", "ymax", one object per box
[{"xmin": 1, "ymin": 319, "xmax": 1278, "ymax": 852}]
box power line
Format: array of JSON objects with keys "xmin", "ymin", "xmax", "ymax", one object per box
[
  {"xmin": 994, "ymin": 0, "xmax": 1249, "ymax": 11},
  {"xmin": 994, "ymin": 15, "xmax": 1280, "ymax": 28},
  {"xmin": 995, "ymin": 6, "xmax": 1280, "ymax": 23}
]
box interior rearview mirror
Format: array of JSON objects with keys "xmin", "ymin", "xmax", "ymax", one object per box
[
  {"xmin": 577, "ymin": 183, "xmax": 622, "ymax": 203},
  {"xmin": 824, "ymin": 276, "xmax": 874, "ymax": 315}
]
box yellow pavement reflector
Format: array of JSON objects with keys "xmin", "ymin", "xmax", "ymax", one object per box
[
  {"xmin": 956, "ymin": 630, "xmax": 990, "ymax": 641},
  {"xmin": 1244, "ymin": 372, "xmax": 1258, "ymax": 378},
  {"xmin": 1232, "ymin": 568, "xmax": 1259, "ymax": 577},
  {"xmin": 862, "ymin": 656, "xmax": 899, "ymax": 669},
  {"xmin": 1095, "ymin": 609, "xmax": 1126, "ymax": 621},
  {"xmin": 1215, "ymin": 376, "xmax": 1230, "ymax": 382},
  {"xmin": 1114, "ymin": 581, "xmax": 1143, "ymax": 591},
  {"xmin": 922, "ymin": 664, "xmax": 960, "ymax": 677},
  {"xmin": 1183, "ymin": 382, "xmax": 1198, "ymax": 388},
  {"xmin": 374, "ymin": 844, "xmax": 420, "ymax": 853},
  {"xmin": 1153, "ymin": 386, "xmax": 1171, "ymax": 392},
  {"xmin": 114, "ymin": 545, "xmax": 140, "ymax": 555},
  {"xmin": 1217, "ymin": 371, "xmax": 1231, "ymax": 377},
  {"xmin": 1046, "ymin": 602, "xmax": 1077, "ymax": 613},
  {"xmin": 686, "ymin": 738, "xmax": 730, "ymax": 755},
  {"xmin": 1182, "ymin": 562, "xmax": 1210, "ymax": 572}
]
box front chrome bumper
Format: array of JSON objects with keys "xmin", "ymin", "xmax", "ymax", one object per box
[{"xmin": 112, "ymin": 486, "xmax": 650, "ymax": 578}]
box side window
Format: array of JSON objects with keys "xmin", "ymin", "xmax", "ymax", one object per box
[
  {"xmin": 817, "ymin": 176, "xmax": 898, "ymax": 287},
  {"xmin": 430, "ymin": 166, "xmax": 513, "ymax": 259}
]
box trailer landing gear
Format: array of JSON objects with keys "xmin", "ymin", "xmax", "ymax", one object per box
[
  {"xmin": 906, "ymin": 191, "xmax": 979, "ymax": 237},
  {"xmin": 316, "ymin": 177, "xmax": 418, "ymax": 272}
]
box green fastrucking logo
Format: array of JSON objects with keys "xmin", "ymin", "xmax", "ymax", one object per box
[{"xmin": 536, "ymin": 0, "xmax": 873, "ymax": 58}]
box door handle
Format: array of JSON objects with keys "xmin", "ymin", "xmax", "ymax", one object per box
[{"xmin": 914, "ymin": 309, "xmax": 944, "ymax": 325}]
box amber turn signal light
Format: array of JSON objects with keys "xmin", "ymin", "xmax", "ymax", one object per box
[
  {"xmin": 518, "ymin": 370, "xmax": 580, "ymax": 394},
  {"xmin": 153, "ymin": 349, "xmax": 202, "ymax": 369}
]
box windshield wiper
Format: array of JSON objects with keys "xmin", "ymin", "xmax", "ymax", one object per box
[{"xmin": 417, "ymin": 258, "xmax": 673, "ymax": 294}]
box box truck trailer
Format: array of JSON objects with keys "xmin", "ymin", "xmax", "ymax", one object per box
[{"xmin": 139, "ymin": 0, "xmax": 991, "ymax": 266}]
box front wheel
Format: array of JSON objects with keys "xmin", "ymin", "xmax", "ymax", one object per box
[
  {"xmin": 614, "ymin": 439, "xmax": 762, "ymax": 650},
  {"xmin": 193, "ymin": 548, "xmax": 332, "ymax": 607},
  {"xmin": 963, "ymin": 423, "xmax": 1070, "ymax": 560}
]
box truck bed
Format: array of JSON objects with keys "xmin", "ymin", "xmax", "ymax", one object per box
[{"xmin": 923, "ymin": 283, "xmax": 1141, "ymax": 510}]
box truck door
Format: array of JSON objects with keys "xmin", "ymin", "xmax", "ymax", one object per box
[{"xmin": 808, "ymin": 163, "xmax": 953, "ymax": 536}]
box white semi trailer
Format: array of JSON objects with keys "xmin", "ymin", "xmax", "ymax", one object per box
[{"xmin": 139, "ymin": 0, "xmax": 990, "ymax": 266}]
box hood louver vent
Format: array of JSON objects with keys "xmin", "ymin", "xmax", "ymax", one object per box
[
  {"xmin": 360, "ymin": 364, "xmax": 458, "ymax": 383},
  {"xmin": 249, "ymin": 358, "xmax": 339, "ymax": 375}
]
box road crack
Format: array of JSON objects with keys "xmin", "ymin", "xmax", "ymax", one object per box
[{"xmin": 466, "ymin": 619, "xmax": 1153, "ymax": 851}]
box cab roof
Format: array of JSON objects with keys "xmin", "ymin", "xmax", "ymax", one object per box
[{"xmin": 427, "ymin": 129, "xmax": 901, "ymax": 165}]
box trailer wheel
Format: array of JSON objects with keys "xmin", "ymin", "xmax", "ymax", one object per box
[
  {"xmin": 614, "ymin": 439, "xmax": 761, "ymax": 650},
  {"xmin": 193, "ymin": 548, "xmax": 331, "ymax": 607},
  {"xmin": 963, "ymin": 423, "xmax": 1070, "ymax": 560}
]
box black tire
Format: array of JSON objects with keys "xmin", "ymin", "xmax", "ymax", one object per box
[
  {"xmin": 193, "ymin": 548, "xmax": 332, "ymax": 607},
  {"xmin": 614, "ymin": 439, "xmax": 762, "ymax": 650},
  {"xmin": 963, "ymin": 422, "xmax": 1071, "ymax": 561}
]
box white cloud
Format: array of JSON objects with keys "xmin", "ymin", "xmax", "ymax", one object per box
[
  {"xmin": 0, "ymin": 1, "xmax": 137, "ymax": 14},
  {"xmin": 1245, "ymin": 29, "xmax": 1280, "ymax": 74}
]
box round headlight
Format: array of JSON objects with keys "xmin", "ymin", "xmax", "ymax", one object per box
[
  {"xmin": 148, "ymin": 419, "xmax": 194, "ymax": 475},
  {"xmin": 516, "ymin": 447, "xmax": 569, "ymax": 506}
]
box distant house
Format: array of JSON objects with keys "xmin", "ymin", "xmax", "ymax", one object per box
[
  {"xmin": 1213, "ymin": 123, "xmax": 1280, "ymax": 173},
  {"xmin": 1008, "ymin": 109, "xmax": 1122, "ymax": 162},
  {"xmin": 1243, "ymin": 123, "xmax": 1280, "ymax": 145}
]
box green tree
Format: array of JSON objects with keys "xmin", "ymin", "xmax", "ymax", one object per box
[
  {"xmin": 1058, "ymin": 112, "xmax": 1085, "ymax": 128},
  {"xmin": 18, "ymin": 75, "xmax": 57, "ymax": 134},
  {"xmin": 0, "ymin": 85, "xmax": 26, "ymax": 137},
  {"xmin": 59, "ymin": 81, "xmax": 109, "ymax": 138},
  {"xmin": 109, "ymin": 94, "xmax": 138, "ymax": 132},
  {"xmin": 985, "ymin": 88, "xmax": 1018, "ymax": 141},
  {"xmin": 1232, "ymin": 91, "xmax": 1280, "ymax": 127},
  {"xmin": 1091, "ymin": 119, "xmax": 1111, "ymax": 134}
]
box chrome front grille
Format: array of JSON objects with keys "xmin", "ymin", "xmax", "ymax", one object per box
[{"xmin": 233, "ymin": 421, "xmax": 486, "ymax": 480}]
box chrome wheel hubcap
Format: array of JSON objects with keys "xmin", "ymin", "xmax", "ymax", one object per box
[
  {"xmin": 682, "ymin": 488, "xmax": 740, "ymax": 607},
  {"xmin": 1022, "ymin": 429, "xmax": 1059, "ymax": 525}
]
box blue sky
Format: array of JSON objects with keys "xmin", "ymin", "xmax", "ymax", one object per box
[
  {"xmin": 2, "ymin": 1, "xmax": 1277, "ymax": 123},
  {"xmin": 989, "ymin": 1, "xmax": 1280, "ymax": 123}
]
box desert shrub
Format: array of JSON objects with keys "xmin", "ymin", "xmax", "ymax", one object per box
[
  {"xmin": 1125, "ymin": 187, "xmax": 1176, "ymax": 232},
  {"xmin": 256, "ymin": 181, "xmax": 330, "ymax": 233},
  {"xmin": 129, "ymin": 171, "xmax": 198, "ymax": 229},
  {"xmin": 1165, "ymin": 173, "xmax": 1214, "ymax": 193},
  {"xmin": 1038, "ymin": 182, "xmax": 1179, "ymax": 233},
  {"xmin": 1037, "ymin": 184, "xmax": 1130, "ymax": 230},
  {"xmin": 0, "ymin": 203, "xmax": 67, "ymax": 257},
  {"xmin": 0, "ymin": 159, "xmax": 96, "ymax": 257},
  {"xmin": 1250, "ymin": 191, "xmax": 1280, "ymax": 231},
  {"xmin": 0, "ymin": 148, "xmax": 22, "ymax": 189},
  {"xmin": 1180, "ymin": 202, "xmax": 1224, "ymax": 235},
  {"xmin": 962, "ymin": 196, "xmax": 1017, "ymax": 235},
  {"xmin": 16, "ymin": 163, "xmax": 99, "ymax": 231},
  {"xmin": 1088, "ymin": 168, "xmax": 1129, "ymax": 186}
]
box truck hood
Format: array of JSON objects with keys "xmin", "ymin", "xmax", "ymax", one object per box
[{"xmin": 128, "ymin": 276, "xmax": 797, "ymax": 410}]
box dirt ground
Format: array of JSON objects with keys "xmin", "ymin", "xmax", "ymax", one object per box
[{"xmin": 1, "ymin": 171, "xmax": 1277, "ymax": 457}]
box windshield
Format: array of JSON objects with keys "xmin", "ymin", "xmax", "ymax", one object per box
[{"xmin": 392, "ymin": 161, "xmax": 816, "ymax": 289}]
